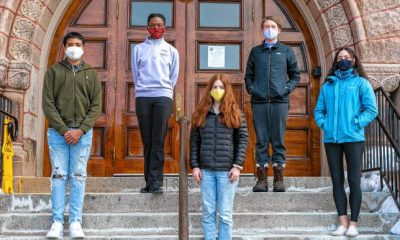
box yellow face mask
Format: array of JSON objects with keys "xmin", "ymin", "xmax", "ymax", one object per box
[{"xmin": 210, "ymin": 89, "xmax": 225, "ymax": 102}]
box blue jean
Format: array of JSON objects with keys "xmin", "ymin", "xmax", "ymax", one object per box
[
  {"xmin": 47, "ymin": 128, "xmax": 92, "ymax": 224},
  {"xmin": 200, "ymin": 169, "xmax": 238, "ymax": 240}
]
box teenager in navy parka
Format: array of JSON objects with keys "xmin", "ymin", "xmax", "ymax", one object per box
[
  {"xmin": 190, "ymin": 74, "xmax": 249, "ymax": 240},
  {"xmin": 314, "ymin": 47, "xmax": 377, "ymax": 237}
]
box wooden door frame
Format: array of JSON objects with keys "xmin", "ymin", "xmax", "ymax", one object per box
[
  {"xmin": 42, "ymin": 1, "xmax": 326, "ymax": 176},
  {"xmin": 279, "ymin": 0, "xmax": 321, "ymax": 176},
  {"xmin": 44, "ymin": 0, "xmax": 117, "ymax": 176}
]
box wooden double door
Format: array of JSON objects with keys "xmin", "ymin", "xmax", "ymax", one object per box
[{"xmin": 45, "ymin": 0, "xmax": 321, "ymax": 176}]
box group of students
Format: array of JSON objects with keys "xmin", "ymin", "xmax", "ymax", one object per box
[{"xmin": 42, "ymin": 12, "xmax": 377, "ymax": 240}]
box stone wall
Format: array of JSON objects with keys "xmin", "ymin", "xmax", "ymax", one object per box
[
  {"xmin": 0, "ymin": 0, "xmax": 398, "ymax": 176},
  {"xmin": 0, "ymin": 0, "xmax": 63, "ymax": 176},
  {"xmin": 309, "ymin": 0, "xmax": 400, "ymax": 98}
]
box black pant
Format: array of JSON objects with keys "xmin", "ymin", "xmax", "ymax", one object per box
[
  {"xmin": 136, "ymin": 97, "xmax": 172, "ymax": 188},
  {"xmin": 325, "ymin": 142, "xmax": 365, "ymax": 222},
  {"xmin": 252, "ymin": 103, "xmax": 289, "ymax": 166}
]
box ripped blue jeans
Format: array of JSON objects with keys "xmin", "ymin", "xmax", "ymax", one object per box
[{"xmin": 47, "ymin": 128, "xmax": 92, "ymax": 224}]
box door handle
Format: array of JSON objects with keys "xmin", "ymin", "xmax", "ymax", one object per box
[{"xmin": 175, "ymin": 93, "xmax": 182, "ymax": 121}]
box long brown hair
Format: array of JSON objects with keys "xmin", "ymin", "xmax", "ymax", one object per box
[
  {"xmin": 191, "ymin": 74, "xmax": 242, "ymax": 128},
  {"xmin": 327, "ymin": 47, "xmax": 367, "ymax": 80}
]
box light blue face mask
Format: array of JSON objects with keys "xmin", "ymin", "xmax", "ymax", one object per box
[{"xmin": 263, "ymin": 28, "xmax": 279, "ymax": 40}]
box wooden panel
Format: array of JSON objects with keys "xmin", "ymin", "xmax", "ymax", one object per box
[
  {"xmin": 285, "ymin": 129, "xmax": 309, "ymax": 158},
  {"xmin": 45, "ymin": 0, "xmax": 118, "ymax": 176},
  {"xmin": 46, "ymin": 0, "xmax": 321, "ymax": 176},
  {"xmin": 289, "ymin": 85, "xmax": 308, "ymax": 115},
  {"xmin": 126, "ymin": 83, "xmax": 136, "ymax": 113},
  {"xmin": 288, "ymin": 43, "xmax": 308, "ymax": 73},
  {"xmin": 100, "ymin": 82, "xmax": 106, "ymax": 114},
  {"xmin": 232, "ymin": 84, "xmax": 243, "ymax": 110},
  {"xmin": 264, "ymin": 0, "xmax": 298, "ymax": 31},
  {"xmin": 84, "ymin": 40, "xmax": 107, "ymax": 70},
  {"xmin": 126, "ymin": 127, "xmax": 174, "ymax": 159},
  {"xmin": 73, "ymin": 0, "xmax": 108, "ymax": 27},
  {"xmin": 90, "ymin": 127, "xmax": 105, "ymax": 158},
  {"xmin": 126, "ymin": 127, "xmax": 142, "ymax": 157}
]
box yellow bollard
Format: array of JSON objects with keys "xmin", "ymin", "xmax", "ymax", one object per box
[{"xmin": 2, "ymin": 117, "xmax": 14, "ymax": 194}]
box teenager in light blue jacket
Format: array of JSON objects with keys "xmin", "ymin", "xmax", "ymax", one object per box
[{"xmin": 314, "ymin": 47, "xmax": 377, "ymax": 237}]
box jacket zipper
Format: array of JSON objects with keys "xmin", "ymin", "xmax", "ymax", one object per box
[
  {"xmin": 268, "ymin": 48, "xmax": 272, "ymax": 102},
  {"xmin": 73, "ymin": 70, "xmax": 76, "ymax": 126},
  {"xmin": 213, "ymin": 115, "xmax": 217, "ymax": 169}
]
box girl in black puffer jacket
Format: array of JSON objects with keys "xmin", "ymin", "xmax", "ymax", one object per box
[{"xmin": 190, "ymin": 74, "xmax": 249, "ymax": 240}]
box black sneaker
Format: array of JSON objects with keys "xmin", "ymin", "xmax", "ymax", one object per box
[{"xmin": 140, "ymin": 186, "xmax": 150, "ymax": 193}]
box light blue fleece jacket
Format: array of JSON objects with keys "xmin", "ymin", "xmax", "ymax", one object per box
[
  {"xmin": 314, "ymin": 68, "xmax": 378, "ymax": 143},
  {"xmin": 131, "ymin": 37, "xmax": 179, "ymax": 99}
]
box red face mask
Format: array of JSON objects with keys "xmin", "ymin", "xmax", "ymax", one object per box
[{"xmin": 147, "ymin": 27, "xmax": 166, "ymax": 39}]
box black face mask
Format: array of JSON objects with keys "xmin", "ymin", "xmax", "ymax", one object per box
[{"xmin": 336, "ymin": 59, "xmax": 353, "ymax": 71}]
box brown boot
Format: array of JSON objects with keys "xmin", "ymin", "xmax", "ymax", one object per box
[
  {"xmin": 253, "ymin": 165, "xmax": 268, "ymax": 192},
  {"xmin": 273, "ymin": 165, "xmax": 285, "ymax": 192}
]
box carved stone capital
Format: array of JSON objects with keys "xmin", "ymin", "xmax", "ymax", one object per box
[
  {"xmin": 317, "ymin": 0, "xmax": 339, "ymax": 10},
  {"xmin": 20, "ymin": 0, "xmax": 45, "ymax": 21},
  {"xmin": 364, "ymin": 64, "xmax": 400, "ymax": 93},
  {"xmin": 7, "ymin": 60, "xmax": 32, "ymax": 90},
  {"xmin": 9, "ymin": 40, "xmax": 32, "ymax": 61},
  {"xmin": 325, "ymin": 5, "xmax": 348, "ymax": 29},
  {"xmin": 331, "ymin": 26, "xmax": 352, "ymax": 48},
  {"xmin": 12, "ymin": 17, "xmax": 35, "ymax": 41},
  {"xmin": 0, "ymin": 58, "xmax": 9, "ymax": 87}
]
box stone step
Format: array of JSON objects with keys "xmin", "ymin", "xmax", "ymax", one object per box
[
  {"xmin": 0, "ymin": 212, "xmax": 397, "ymax": 235},
  {"xmin": 1, "ymin": 234, "xmax": 399, "ymax": 240},
  {"xmin": 12, "ymin": 176, "xmax": 334, "ymax": 193},
  {"xmin": 0, "ymin": 192, "xmax": 390, "ymax": 213}
]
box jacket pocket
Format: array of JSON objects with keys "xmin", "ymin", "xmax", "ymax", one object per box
[
  {"xmin": 250, "ymin": 84, "xmax": 264, "ymax": 101},
  {"xmin": 350, "ymin": 117, "xmax": 362, "ymax": 132},
  {"xmin": 322, "ymin": 117, "xmax": 328, "ymax": 132}
]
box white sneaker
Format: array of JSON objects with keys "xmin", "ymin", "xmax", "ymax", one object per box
[
  {"xmin": 69, "ymin": 221, "xmax": 85, "ymax": 239},
  {"xmin": 346, "ymin": 226, "xmax": 359, "ymax": 237},
  {"xmin": 46, "ymin": 221, "xmax": 63, "ymax": 239},
  {"xmin": 331, "ymin": 225, "xmax": 348, "ymax": 236}
]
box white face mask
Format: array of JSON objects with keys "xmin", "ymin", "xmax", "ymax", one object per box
[
  {"xmin": 263, "ymin": 28, "xmax": 279, "ymax": 40},
  {"xmin": 65, "ymin": 46, "xmax": 84, "ymax": 61}
]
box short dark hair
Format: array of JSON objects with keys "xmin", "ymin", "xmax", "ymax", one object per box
[
  {"xmin": 261, "ymin": 16, "xmax": 283, "ymax": 29},
  {"xmin": 63, "ymin": 32, "xmax": 85, "ymax": 46},
  {"xmin": 147, "ymin": 13, "xmax": 166, "ymax": 25}
]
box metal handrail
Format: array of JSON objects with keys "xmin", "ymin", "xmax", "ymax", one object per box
[
  {"xmin": 363, "ymin": 87, "xmax": 400, "ymax": 207},
  {"xmin": 178, "ymin": 116, "xmax": 189, "ymax": 240},
  {"xmin": 376, "ymin": 86, "xmax": 400, "ymax": 116},
  {"xmin": 375, "ymin": 117, "xmax": 400, "ymax": 160}
]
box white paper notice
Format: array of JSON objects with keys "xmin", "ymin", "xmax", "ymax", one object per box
[{"xmin": 208, "ymin": 46, "xmax": 225, "ymax": 68}]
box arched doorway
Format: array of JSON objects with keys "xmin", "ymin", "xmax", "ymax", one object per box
[{"xmin": 44, "ymin": 0, "xmax": 321, "ymax": 176}]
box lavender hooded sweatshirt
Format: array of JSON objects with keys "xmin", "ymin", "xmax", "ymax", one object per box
[{"xmin": 131, "ymin": 37, "xmax": 179, "ymax": 99}]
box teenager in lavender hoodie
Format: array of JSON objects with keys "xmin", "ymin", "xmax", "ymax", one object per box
[{"xmin": 131, "ymin": 13, "xmax": 179, "ymax": 194}]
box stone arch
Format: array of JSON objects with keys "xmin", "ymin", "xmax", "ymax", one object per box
[
  {"xmin": 0, "ymin": 0, "xmax": 72, "ymax": 176},
  {"xmin": 3, "ymin": 0, "xmax": 397, "ymax": 176},
  {"xmin": 3, "ymin": 0, "xmax": 337, "ymax": 176}
]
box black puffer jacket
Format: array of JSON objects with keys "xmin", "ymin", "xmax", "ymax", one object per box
[
  {"xmin": 190, "ymin": 110, "xmax": 249, "ymax": 171},
  {"xmin": 244, "ymin": 42, "xmax": 300, "ymax": 103}
]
